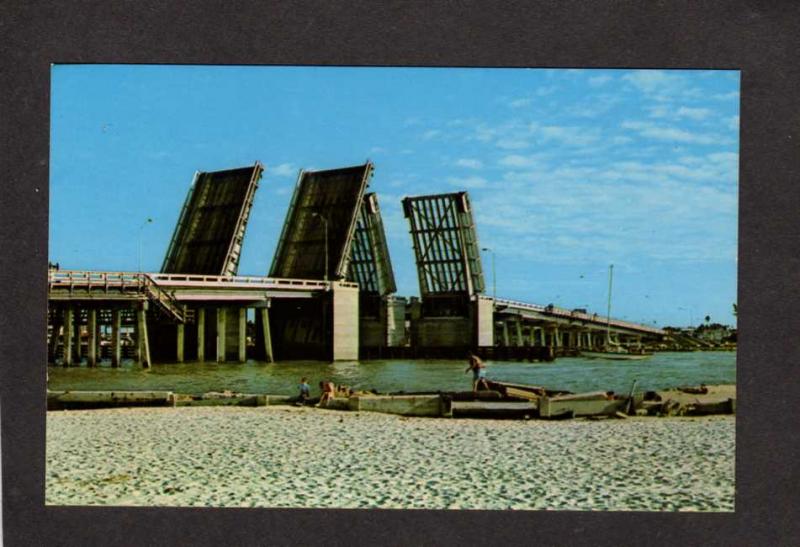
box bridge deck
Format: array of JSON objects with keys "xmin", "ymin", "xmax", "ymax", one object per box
[
  {"xmin": 48, "ymin": 270, "xmax": 355, "ymax": 303},
  {"xmin": 492, "ymin": 296, "xmax": 664, "ymax": 336}
]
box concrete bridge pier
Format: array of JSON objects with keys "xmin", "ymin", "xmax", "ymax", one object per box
[
  {"xmin": 62, "ymin": 307, "xmax": 73, "ymax": 366},
  {"xmin": 111, "ymin": 309, "xmax": 122, "ymax": 367},
  {"xmin": 87, "ymin": 308, "xmax": 97, "ymax": 367},
  {"xmin": 254, "ymin": 306, "xmax": 274, "ymax": 363},
  {"xmin": 514, "ymin": 320, "xmax": 524, "ymax": 347},
  {"xmin": 136, "ymin": 301, "xmax": 151, "ymax": 368},
  {"xmin": 197, "ymin": 308, "xmax": 206, "ymax": 362},
  {"xmin": 331, "ymin": 283, "xmax": 359, "ymax": 361},
  {"xmin": 216, "ymin": 307, "xmax": 226, "ymax": 363},
  {"xmin": 176, "ymin": 308, "xmax": 185, "ymax": 363},
  {"xmin": 72, "ymin": 305, "xmax": 82, "ymax": 365},
  {"xmin": 48, "ymin": 307, "xmax": 62, "ymax": 364}
]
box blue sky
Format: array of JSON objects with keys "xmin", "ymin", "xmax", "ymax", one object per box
[{"xmin": 50, "ymin": 66, "xmax": 739, "ymax": 327}]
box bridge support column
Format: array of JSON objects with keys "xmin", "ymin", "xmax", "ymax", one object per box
[
  {"xmin": 63, "ymin": 307, "xmax": 73, "ymax": 367},
  {"xmin": 501, "ymin": 321, "xmax": 510, "ymax": 346},
  {"xmin": 216, "ymin": 307, "xmax": 227, "ymax": 363},
  {"xmin": 260, "ymin": 307, "xmax": 274, "ymax": 363},
  {"xmin": 514, "ymin": 320, "xmax": 524, "ymax": 347},
  {"xmin": 331, "ymin": 283, "xmax": 359, "ymax": 361},
  {"xmin": 238, "ymin": 307, "xmax": 247, "ymax": 363},
  {"xmin": 176, "ymin": 322, "xmax": 185, "ymax": 363},
  {"xmin": 73, "ymin": 306, "xmax": 82, "ymax": 364},
  {"xmin": 48, "ymin": 307, "xmax": 61, "ymax": 364},
  {"xmin": 136, "ymin": 302, "xmax": 151, "ymax": 368},
  {"xmin": 111, "ymin": 309, "xmax": 121, "ymax": 367},
  {"xmin": 87, "ymin": 309, "xmax": 97, "ymax": 367},
  {"xmin": 197, "ymin": 308, "xmax": 205, "ymax": 362}
]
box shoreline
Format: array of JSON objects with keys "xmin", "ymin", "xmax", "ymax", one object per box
[{"xmin": 46, "ymin": 405, "xmax": 735, "ymax": 511}]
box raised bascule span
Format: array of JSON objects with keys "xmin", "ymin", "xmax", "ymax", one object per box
[
  {"xmin": 47, "ymin": 162, "xmax": 665, "ymax": 367},
  {"xmin": 402, "ymin": 191, "xmax": 664, "ymax": 358}
]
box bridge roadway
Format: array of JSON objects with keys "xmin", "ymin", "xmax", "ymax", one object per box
[
  {"xmin": 492, "ymin": 297, "xmax": 664, "ymax": 336},
  {"xmin": 48, "ymin": 270, "xmax": 344, "ymax": 304}
]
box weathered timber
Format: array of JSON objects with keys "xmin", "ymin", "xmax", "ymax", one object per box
[
  {"xmin": 348, "ymin": 394, "xmax": 442, "ymax": 417},
  {"xmin": 539, "ymin": 396, "xmax": 627, "ymax": 418},
  {"xmin": 47, "ymin": 390, "xmax": 175, "ymax": 410}
]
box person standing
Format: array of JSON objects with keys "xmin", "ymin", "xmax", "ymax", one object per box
[{"xmin": 465, "ymin": 353, "xmax": 489, "ymax": 394}]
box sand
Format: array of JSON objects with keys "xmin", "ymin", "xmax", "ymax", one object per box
[{"xmin": 46, "ymin": 407, "xmax": 735, "ymax": 511}]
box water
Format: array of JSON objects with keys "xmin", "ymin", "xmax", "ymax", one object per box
[{"xmin": 48, "ymin": 352, "xmax": 736, "ymax": 396}]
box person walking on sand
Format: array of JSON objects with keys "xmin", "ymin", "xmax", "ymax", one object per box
[
  {"xmin": 465, "ymin": 353, "xmax": 489, "ymax": 393},
  {"xmin": 297, "ymin": 377, "xmax": 311, "ymax": 406},
  {"xmin": 317, "ymin": 380, "xmax": 335, "ymax": 407}
]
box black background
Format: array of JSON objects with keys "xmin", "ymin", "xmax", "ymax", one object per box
[{"xmin": 1, "ymin": 1, "xmax": 799, "ymax": 545}]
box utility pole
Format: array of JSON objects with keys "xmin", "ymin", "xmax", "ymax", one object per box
[
  {"xmin": 138, "ymin": 217, "xmax": 153, "ymax": 272},
  {"xmin": 481, "ymin": 247, "xmax": 496, "ymax": 300}
]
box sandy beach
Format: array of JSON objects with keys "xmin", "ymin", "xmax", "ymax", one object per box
[{"xmin": 46, "ymin": 406, "xmax": 734, "ymax": 511}]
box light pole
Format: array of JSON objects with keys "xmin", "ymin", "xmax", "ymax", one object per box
[
  {"xmin": 137, "ymin": 217, "xmax": 153, "ymax": 272},
  {"xmin": 481, "ymin": 247, "xmax": 495, "ymax": 301},
  {"xmin": 312, "ymin": 212, "xmax": 329, "ymax": 283}
]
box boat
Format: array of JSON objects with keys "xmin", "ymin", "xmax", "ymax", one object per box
[{"xmin": 580, "ymin": 264, "xmax": 653, "ymax": 361}]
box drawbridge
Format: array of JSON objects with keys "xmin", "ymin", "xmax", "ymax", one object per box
[{"xmin": 402, "ymin": 191, "xmax": 664, "ymax": 356}]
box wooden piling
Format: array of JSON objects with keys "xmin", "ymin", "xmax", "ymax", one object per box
[
  {"xmin": 111, "ymin": 308, "xmax": 121, "ymax": 367},
  {"xmin": 197, "ymin": 308, "xmax": 205, "ymax": 362}
]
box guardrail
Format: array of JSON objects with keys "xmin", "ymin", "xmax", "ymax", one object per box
[
  {"xmin": 48, "ymin": 270, "xmax": 147, "ymax": 291},
  {"xmin": 493, "ymin": 297, "xmax": 664, "ymax": 335},
  {"xmin": 49, "ymin": 270, "xmax": 359, "ymax": 292}
]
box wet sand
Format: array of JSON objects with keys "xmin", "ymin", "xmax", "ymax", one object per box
[{"xmin": 46, "ymin": 406, "xmax": 734, "ymax": 511}]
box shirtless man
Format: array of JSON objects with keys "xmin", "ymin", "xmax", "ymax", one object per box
[{"xmin": 465, "ymin": 353, "xmax": 489, "ymax": 393}]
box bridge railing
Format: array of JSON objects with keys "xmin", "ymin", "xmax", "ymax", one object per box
[
  {"xmin": 48, "ymin": 270, "xmax": 147, "ymax": 292},
  {"xmin": 49, "ymin": 270, "xmax": 359, "ymax": 292},
  {"xmin": 493, "ymin": 297, "xmax": 664, "ymax": 335},
  {"xmin": 148, "ymin": 273, "xmax": 346, "ymax": 290}
]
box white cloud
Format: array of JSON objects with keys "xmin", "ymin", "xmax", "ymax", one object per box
[
  {"xmin": 726, "ymin": 115, "xmax": 740, "ymax": 131},
  {"xmin": 536, "ymin": 85, "xmax": 558, "ymax": 96},
  {"xmin": 676, "ymin": 106, "xmax": 712, "ymax": 120},
  {"xmin": 269, "ymin": 163, "xmax": 296, "ymax": 177},
  {"xmin": 498, "ymin": 154, "xmax": 538, "ymax": 168},
  {"xmin": 455, "ymin": 158, "xmax": 483, "ymax": 169},
  {"xmin": 588, "ymin": 75, "xmax": 612, "ymax": 87},
  {"xmin": 447, "ymin": 176, "xmax": 487, "ymax": 189},
  {"xmin": 713, "ymin": 91, "xmax": 739, "ymax": 101},
  {"xmin": 509, "ymin": 98, "xmax": 532, "ymax": 108},
  {"xmin": 421, "ymin": 129, "xmax": 441, "ymax": 140},
  {"xmin": 495, "ymin": 138, "xmax": 529, "ymax": 150},
  {"xmin": 622, "ymin": 70, "xmax": 684, "ymax": 94},
  {"xmin": 621, "ymin": 120, "xmax": 723, "ymax": 145},
  {"xmin": 539, "ymin": 125, "xmax": 601, "ymax": 146},
  {"xmin": 466, "ymin": 142, "xmax": 738, "ymax": 267},
  {"xmin": 370, "ymin": 146, "xmax": 386, "ymax": 154}
]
